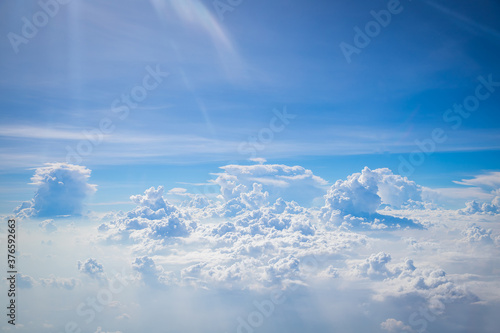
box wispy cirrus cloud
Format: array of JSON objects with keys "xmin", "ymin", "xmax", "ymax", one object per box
[
  {"xmin": 0, "ymin": 125, "xmax": 87, "ymax": 140},
  {"xmin": 424, "ymin": 0, "xmax": 500, "ymax": 41},
  {"xmin": 453, "ymin": 171, "xmax": 500, "ymax": 191}
]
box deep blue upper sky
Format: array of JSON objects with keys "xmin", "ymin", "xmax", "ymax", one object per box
[{"xmin": 1, "ymin": 0, "xmax": 499, "ymax": 211}]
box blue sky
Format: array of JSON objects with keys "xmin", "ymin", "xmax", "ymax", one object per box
[
  {"xmin": 1, "ymin": 1, "xmax": 500, "ymax": 332},
  {"xmin": 2, "ymin": 0, "xmax": 500, "ymax": 213},
  {"xmin": 1, "ymin": 0, "xmax": 500, "ymax": 176}
]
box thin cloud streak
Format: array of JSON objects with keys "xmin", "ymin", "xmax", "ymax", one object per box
[{"xmin": 424, "ymin": 0, "xmax": 500, "ymax": 41}]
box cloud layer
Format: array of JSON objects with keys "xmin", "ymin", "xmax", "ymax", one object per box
[{"xmin": 10, "ymin": 162, "xmax": 500, "ymax": 332}]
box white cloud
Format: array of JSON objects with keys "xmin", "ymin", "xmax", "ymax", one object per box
[
  {"xmin": 14, "ymin": 163, "xmax": 96, "ymax": 218},
  {"xmin": 175, "ymin": 207, "xmax": 368, "ymax": 289},
  {"xmin": 99, "ymin": 186, "xmax": 196, "ymax": 246},
  {"xmin": 323, "ymin": 167, "xmax": 423, "ymax": 215},
  {"xmin": 345, "ymin": 252, "xmax": 478, "ymax": 317},
  {"xmin": 452, "ymin": 171, "xmax": 500, "ymax": 214},
  {"xmin": 7, "ymin": 161, "xmax": 500, "ymax": 332},
  {"xmin": 217, "ymin": 183, "xmax": 270, "ymax": 217},
  {"xmin": 78, "ymin": 258, "xmax": 105, "ymax": 279},
  {"xmin": 0, "ymin": 125, "xmax": 94, "ymax": 140},
  {"xmin": 375, "ymin": 168, "xmax": 423, "ymax": 208},
  {"xmin": 431, "ymin": 171, "xmax": 500, "ymax": 210},
  {"xmin": 321, "ymin": 167, "xmax": 424, "ymax": 229},
  {"xmin": 132, "ymin": 256, "xmax": 172, "ymax": 287},
  {"xmin": 424, "ymin": 186, "xmax": 494, "ymax": 208},
  {"xmin": 461, "ymin": 225, "xmax": 494, "ymax": 244},
  {"xmin": 322, "ymin": 167, "xmax": 382, "ymax": 215},
  {"xmin": 130, "ymin": 186, "xmax": 178, "ymax": 217},
  {"xmin": 249, "ymin": 157, "xmax": 267, "ymax": 164},
  {"xmin": 459, "ymin": 196, "xmax": 500, "ymax": 215},
  {"xmin": 453, "ymin": 171, "xmax": 500, "ymax": 191},
  {"xmin": 381, "ymin": 318, "xmax": 413, "ymax": 332},
  {"xmin": 213, "ymin": 163, "xmax": 328, "ymax": 206},
  {"xmin": 17, "ymin": 274, "xmax": 36, "ymax": 289},
  {"xmin": 353, "ymin": 252, "xmax": 394, "ymax": 280},
  {"xmin": 39, "ymin": 219, "xmax": 57, "ymax": 233}
]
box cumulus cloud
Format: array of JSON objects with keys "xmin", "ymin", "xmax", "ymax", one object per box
[
  {"xmin": 375, "ymin": 168, "xmax": 423, "ymax": 208},
  {"xmin": 205, "ymin": 164, "xmax": 425, "ymax": 229},
  {"xmin": 17, "ymin": 274, "xmax": 36, "ymax": 289},
  {"xmin": 461, "ymin": 225, "xmax": 494, "ymax": 244},
  {"xmin": 321, "ymin": 167, "xmax": 424, "ymax": 229},
  {"xmin": 176, "ymin": 206, "xmax": 367, "ymax": 289},
  {"xmin": 166, "ymin": 187, "xmax": 214, "ymax": 212},
  {"xmin": 353, "ymin": 252, "xmax": 394, "ymax": 280},
  {"xmin": 130, "ymin": 186, "xmax": 178, "ymax": 218},
  {"xmin": 213, "ymin": 163, "xmax": 328, "ymax": 206},
  {"xmin": 95, "ymin": 164, "xmax": 437, "ymax": 290},
  {"xmin": 380, "ymin": 318, "xmax": 413, "ymax": 332},
  {"xmin": 91, "ymin": 163, "xmax": 495, "ymax": 295},
  {"xmin": 346, "ymin": 252, "xmax": 477, "ymax": 315},
  {"xmin": 323, "ymin": 167, "xmax": 382, "ymax": 215},
  {"xmin": 9, "ymin": 160, "xmax": 500, "ymax": 332},
  {"xmin": 90, "ymin": 162, "xmax": 499, "ymax": 302},
  {"xmin": 99, "ymin": 186, "xmax": 196, "ymax": 246},
  {"xmin": 14, "ymin": 163, "xmax": 96, "ymax": 218},
  {"xmin": 78, "ymin": 258, "xmax": 105, "ymax": 279},
  {"xmin": 217, "ymin": 182, "xmax": 270, "ymax": 217},
  {"xmin": 323, "ymin": 167, "xmax": 423, "ymax": 215},
  {"xmin": 459, "ymin": 196, "xmax": 500, "ymax": 215},
  {"xmin": 132, "ymin": 256, "xmax": 172, "ymax": 287},
  {"xmin": 39, "ymin": 219, "xmax": 57, "ymax": 233},
  {"xmin": 452, "ymin": 172, "xmax": 500, "ymax": 214}
]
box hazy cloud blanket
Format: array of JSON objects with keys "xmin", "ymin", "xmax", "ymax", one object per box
[{"xmin": 8, "ymin": 162, "xmax": 500, "ymax": 333}]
